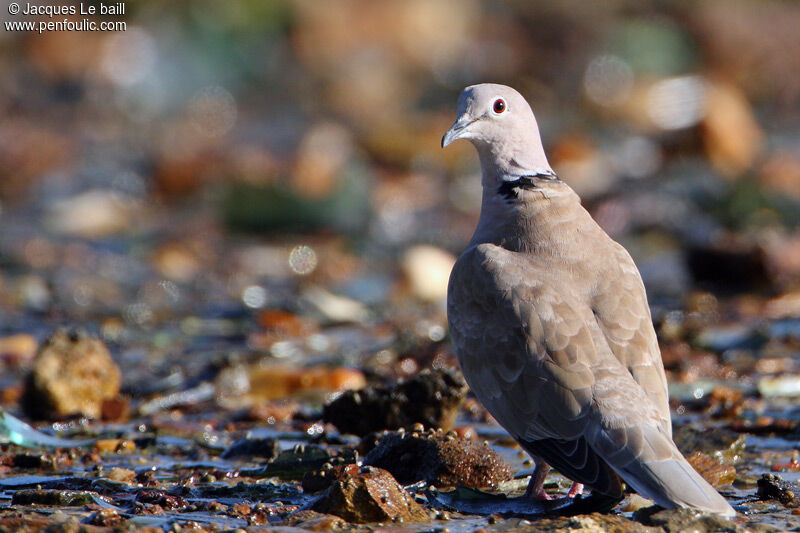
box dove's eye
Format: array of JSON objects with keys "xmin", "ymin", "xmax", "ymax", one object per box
[{"xmin": 493, "ymin": 99, "xmax": 506, "ymax": 114}]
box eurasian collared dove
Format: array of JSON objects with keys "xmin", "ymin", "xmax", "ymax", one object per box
[{"xmin": 442, "ymin": 83, "xmax": 735, "ymax": 517}]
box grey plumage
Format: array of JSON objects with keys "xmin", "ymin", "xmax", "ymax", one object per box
[{"xmin": 443, "ymin": 83, "xmax": 734, "ymax": 517}]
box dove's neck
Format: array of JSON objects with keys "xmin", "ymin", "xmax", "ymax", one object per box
[
  {"xmin": 470, "ymin": 180, "xmax": 606, "ymax": 258},
  {"xmin": 475, "ymin": 135, "xmax": 553, "ymax": 184}
]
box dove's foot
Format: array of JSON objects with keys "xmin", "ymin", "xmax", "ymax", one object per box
[
  {"xmin": 567, "ymin": 482, "xmax": 584, "ymax": 498},
  {"xmin": 524, "ymin": 460, "xmax": 552, "ymax": 501},
  {"xmin": 529, "ymin": 488, "xmax": 552, "ymax": 501}
]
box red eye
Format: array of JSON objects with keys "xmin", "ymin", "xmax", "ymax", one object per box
[{"xmin": 493, "ymin": 99, "xmax": 506, "ymax": 113}]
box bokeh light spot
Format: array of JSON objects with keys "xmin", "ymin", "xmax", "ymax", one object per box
[
  {"xmin": 101, "ymin": 27, "xmax": 157, "ymax": 87},
  {"xmin": 647, "ymin": 76, "xmax": 707, "ymax": 130},
  {"xmin": 289, "ymin": 245, "xmax": 318, "ymax": 275},
  {"xmin": 242, "ymin": 285, "xmax": 267, "ymax": 308},
  {"xmin": 188, "ymin": 86, "xmax": 237, "ymax": 138},
  {"xmin": 584, "ymin": 54, "xmax": 634, "ymax": 107}
]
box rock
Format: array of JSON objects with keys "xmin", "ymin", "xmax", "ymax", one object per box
[
  {"xmin": 364, "ymin": 429, "xmax": 513, "ymax": 488},
  {"xmin": 401, "ymin": 245, "xmax": 456, "ymax": 303},
  {"xmin": 153, "ymin": 145, "xmax": 219, "ymax": 199},
  {"xmin": 135, "ymin": 489, "xmax": 188, "ymax": 511},
  {"xmin": 702, "ymin": 81, "xmax": 764, "ymax": 177},
  {"xmin": 284, "ymin": 509, "xmax": 347, "ymax": 531},
  {"xmin": 303, "ymin": 287, "xmax": 369, "ymax": 323},
  {"xmin": 44, "ymin": 189, "xmax": 139, "ymax": 239},
  {"xmin": 636, "ymin": 507, "xmax": 741, "ymax": 532},
  {"xmin": 687, "ymin": 239, "xmax": 770, "ymax": 292},
  {"xmin": 303, "ymin": 463, "xmax": 360, "ymax": 494},
  {"xmin": 258, "ymin": 309, "xmax": 317, "ymax": 339},
  {"xmin": 264, "ymin": 445, "xmax": 357, "ymax": 481},
  {"xmin": 729, "ymin": 417, "xmax": 797, "ymax": 435},
  {"xmin": 619, "ymin": 493, "xmax": 655, "ymax": 513},
  {"xmin": 93, "ymin": 439, "xmax": 136, "ymax": 454},
  {"xmin": 757, "ymin": 473, "xmax": 800, "ymax": 507},
  {"xmin": 106, "ymin": 467, "xmax": 136, "ymax": 484},
  {"xmin": 12, "ymin": 490, "xmax": 96, "ymax": 507},
  {"xmin": 673, "ymin": 425, "xmax": 745, "ymax": 460},
  {"xmin": 221, "ymin": 437, "xmax": 280, "ymax": 460},
  {"xmin": 218, "ymin": 364, "xmax": 367, "ymax": 404},
  {"xmin": 764, "ymin": 291, "xmax": 800, "ymax": 320},
  {"xmin": 311, "ymin": 465, "xmax": 429, "ymax": 524},
  {"xmin": 694, "ymin": 323, "xmax": 763, "ymax": 353},
  {"xmin": 758, "ymin": 375, "xmax": 800, "ymax": 398},
  {"xmin": 685, "ymin": 451, "xmax": 736, "ymax": 488},
  {"xmin": 23, "ymin": 329, "xmax": 121, "ymax": 420},
  {"xmin": 322, "ymin": 368, "xmax": 468, "ymax": 436},
  {"xmin": 530, "ymin": 513, "xmax": 657, "ymax": 532},
  {"xmin": 86, "ymin": 508, "xmax": 126, "ymax": 527},
  {"xmin": 100, "ymin": 396, "xmax": 131, "ymax": 422},
  {"xmin": 291, "ymin": 122, "xmax": 354, "ymax": 200},
  {"xmin": 0, "ymin": 334, "xmax": 38, "ymax": 366},
  {"xmin": 11, "ymin": 452, "xmax": 55, "ymax": 469},
  {"xmin": 152, "ymin": 242, "xmax": 202, "ymax": 282},
  {"xmin": 705, "ymin": 386, "xmax": 744, "ymax": 418},
  {"xmin": 759, "ymin": 152, "xmax": 800, "ymax": 202},
  {"xmin": 0, "ymin": 121, "xmax": 70, "ymax": 202}
]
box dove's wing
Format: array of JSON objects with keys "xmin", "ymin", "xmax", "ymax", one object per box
[
  {"xmin": 448, "ymin": 245, "xmax": 597, "ymax": 440},
  {"xmin": 447, "ymin": 243, "xmax": 734, "ymax": 516},
  {"xmin": 592, "ymin": 241, "xmax": 671, "ymax": 436}
]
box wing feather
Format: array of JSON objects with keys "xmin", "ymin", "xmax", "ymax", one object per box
[{"xmin": 593, "ymin": 243, "xmax": 671, "ymax": 435}]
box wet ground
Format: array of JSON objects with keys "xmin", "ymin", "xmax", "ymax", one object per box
[{"xmin": 0, "ymin": 200, "xmax": 799, "ymax": 532}]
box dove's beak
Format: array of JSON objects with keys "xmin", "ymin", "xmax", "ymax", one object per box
[{"xmin": 441, "ymin": 116, "xmax": 476, "ymax": 148}]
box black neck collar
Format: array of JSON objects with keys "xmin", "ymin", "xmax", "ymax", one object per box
[{"xmin": 497, "ymin": 172, "xmax": 558, "ymax": 201}]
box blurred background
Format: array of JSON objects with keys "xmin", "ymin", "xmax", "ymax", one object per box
[{"xmin": 1, "ymin": 0, "xmax": 800, "ymax": 411}]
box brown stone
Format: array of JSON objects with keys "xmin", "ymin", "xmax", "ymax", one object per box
[
  {"xmin": 284, "ymin": 509, "xmax": 348, "ymax": 531},
  {"xmin": 23, "ymin": 329, "xmax": 121, "ymax": 420},
  {"xmin": 135, "ymin": 489, "xmax": 188, "ymax": 511},
  {"xmin": 323, "ymin": 368, "xmax": 468, "ymax": 436},
  {"xmin": 87, "ymin": 508, "xmax": 126, "ymax": 527},
  {"xmin": 311, "ymin": 465, "xmax": 429, "ymax": 524},
  {"xmin": 218, "ymin": 363, "xmax": 365, "ymax": 404},
  {"xmin": 528, "ymin": 513, "xmax": 658, "ymax": 532},
  {"xmin": 93, "ymin": 439, "xmax": 136, "ymax": 454},
  {"xmin": 106, "ymin": 467, "xmax": 136, "ymax": 484},
  {"xmin": 702, "ymin": 82, "xmax": 764, "ymax": 177},
  {"xmin": 636, "ymin": 507, "xmax": 738, "ymax": 532},
  {"xmin": 686, "ymin": 451, "xmax": 736, "ymax": 488},
  {"xmin": 0, "ymin": 334, "xmax": 38, "ymax": 366},
  {"xmin": 101, "ymin": 396, "xmax": 130, "ymax": 421},
  {"xmin": 303, "ymin": 463, "xmax": 360, "ymax": 494},
  {"xmin": 364, "ymin": 430, "xmax": 513, "ymax": 488}
]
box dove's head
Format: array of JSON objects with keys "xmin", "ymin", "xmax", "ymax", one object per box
[{"xmin": 442, "ymin": 83, "xmax": 552, "ymax": 181}]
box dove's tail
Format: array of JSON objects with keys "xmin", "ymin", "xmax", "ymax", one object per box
[{"xmin": 588, "ymin": 423, "xmax": 736, "ymax": 517}]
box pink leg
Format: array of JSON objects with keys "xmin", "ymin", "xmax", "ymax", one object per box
[
  {"xmin": 567, "ymin": 482, "xmax": 584, "ymax": 498},
  {"xmin": 524, "ymin": 459, "xmax": 552, "ymax": 501}
]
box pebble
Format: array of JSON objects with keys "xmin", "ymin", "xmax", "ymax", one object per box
[
  {"xmin": 401, "ymin": 245, "xmax": 456, "ymax": 303},
  {"xmin": 311, "ymin": 466, "xmax": 429, "ymax": 524},
  {"xmin": 23, "ymin": 329, "xmax": 121, "ymax": 420},
  {"xmin": 364, "ymin": 430, "xmax": 513, "ymax": 488}
]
